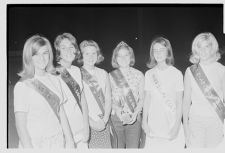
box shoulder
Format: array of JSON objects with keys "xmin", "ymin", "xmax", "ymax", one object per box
[
  {"xmin": 96, "ymin": 67, "xmax": 108, "ymax": 75},
  {"xmin": 131, "ymin": 67, "xmax": 144, "ymax": 76},
  {"xmin": 14, "ymin": 81, "xmax": 25, "ymax": 90},
  {"xmin": 14, "ymin": 80, "xmax": 32, "ymax": 93},
  {"xmin": 170, "ymin": 66, "xmax": 183, "ymax": 77},
  {"xmin": 144, "ymin": 68, "xmax": 155, "ymax": 77},
  {"xmin": 71, "ymin": 65, "xmax": 81, "ymax": 72},
  {"xmin": 214, "ymin": 62, "xmax": 225, "ymax": 71},
  {"xmin": 48, "ymin": 73, "xmax": 61, "ymax": 84}
]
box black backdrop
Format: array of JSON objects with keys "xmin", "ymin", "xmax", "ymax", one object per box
[{"xmin": 7, "ymin": 4, "xmax": 225, "ymax": 148}]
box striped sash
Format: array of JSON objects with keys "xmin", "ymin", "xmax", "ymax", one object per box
[
  {"xmin": 29, "ymin": 79, "xmax": 61, "ymax": 121},
  {"xmin": 80, "ymin": 67, "xmax": 118, "ymax": 148},
  {"xmin": 190, "ymin": 64, "xmax": 225, "ymax": 123},
  {"xmin": 152, "ymin": 70, "xmax": 176, "ymax": 129},
  {"xmin": 110, "ymin": 69, "xmax": 137, "ymax": 113},
  {"xmin": 61, "ymin": 69, "xmax": 82, "ymax": 112}
]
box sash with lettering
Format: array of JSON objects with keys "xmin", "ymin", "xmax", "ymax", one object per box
[
  {"xmin": 80, "ymin": 67, "xmax": 118, "ymax": 148},
  {"xmin": 190, "ymin": 64, "xmax": 225, "ymax": 123},
  {"xmin": 61, "ymin": 68, "xmax": 82, "ymax": 112},
  {"xmin": 152, "ymin": 69, "xmax": 176, "ymax": 129},
  {"xmin": 28, "ymin": 79, "xmax": 61, "ymax": 122},
  {"xmin": 110, "ymin": 69, "xmax": 137, "ymax": 113}
]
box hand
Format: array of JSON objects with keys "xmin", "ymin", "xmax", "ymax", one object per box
[
  {"xmin": 92, "ymin": 119, "xmax": 106, "ymax": 132},
  {"xmin": 115, "ymin": 108, "xmax": 123, "ymax": 121},
  {"xmin": 127, "ymin": 112, "xmax": 138, "ymax": 125},
  {"xmin": 121, "ymin": 112, "xmax": 132, "ymax": 125},
  {"xmin": 142, "ymin": 122, "xmax": 150, "ymax": 137},
  {"xmin": 103, "ymin": 116, "xmax": 109, "ymax": 125}
]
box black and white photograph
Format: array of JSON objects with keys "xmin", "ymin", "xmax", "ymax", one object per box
[{"xmin": 4, "ymin": 1, "xmax": 225, "ymax": 151}]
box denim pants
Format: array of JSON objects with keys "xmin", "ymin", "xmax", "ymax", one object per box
[{"xmin": 111, "ymin": 114, "xmax": 142, "ymax": 148}]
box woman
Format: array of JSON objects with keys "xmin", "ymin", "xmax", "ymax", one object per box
[
  {"xmin": 14, "ymin": 35, "xmax": 74, "ymax": 148},
  {"xmin": 142, "ymin": 36, "xmax": 184, "ymax": 148},
  {"xmin": 183, "ymin": 32, "xmax": 225, "ymax": 148},
  {"xmin": 109, "ymin": 41, "xmax": 144, "ymax": 148},
  {"xmin": 79, "ymin": 40, "xmax": 112, "ymax": 148},
  {"xmin": 54, "ymin": 33, "xmax": 89, "ymax": 148}
]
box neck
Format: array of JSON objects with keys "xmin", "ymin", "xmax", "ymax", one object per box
[
  {"xmin": 34, "ymin": 68, "xmax": 47, "ymax": 77},
  {"xmin": 156, "ymin": 61, "xmax": 168, "ymax": 70},
  {"xmin": 200, "ymin": 57, "xmax": 215, "ymax": 66},
  {"xmin": 60, "ymin": 59, "xmax": 72, "ymax": 69},
  {"xmin": 119, "ymin": 66, "xmax": 130, "ymax": 71},
  {"xmin": 83, "ymin": 64, "xmax": 95, "ymax": 70}
]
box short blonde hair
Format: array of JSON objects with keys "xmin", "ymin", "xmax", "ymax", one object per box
[
  {"xmin": 111, "ymin": 41, "xmax": 135, "ymax": 68},
  {"xmin": 18, "ymin": 35, "xmax": 54, "ymax": 80},
  {"xmin": 78, "ymin": 40, "xmax": 104, "ymax": 65},
  {"xmin": 190, "ymin": 32, "xmax": 220, "ymax": 64},
  {"xmin": 54, "ymin": 33, "xmax": 80, "ymax": 62},
  {"xmin": 147, "ymin": 36, "xmax": 174, "ymax": 68}
]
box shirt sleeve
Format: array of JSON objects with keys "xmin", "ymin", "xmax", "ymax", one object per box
[
  {"xmin": 144, "ymin": 71, "xmax": 151, "ymax": 92},
  {"xmin": 175, "ymin": 70, "xmax": 184, "ymax": 92},
  {"xmin": 14, "ymin": 82, "xmax": 30, "ymax": 113}
]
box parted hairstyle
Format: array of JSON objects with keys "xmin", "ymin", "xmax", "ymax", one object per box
[
  {"xmin": 78, "ymin": 40, "xmax": 104, "ymax": 65},
  {"xmin": 189, "ymin": 32, "xmax": 220, "ymax": 64},
  {"xmin": 18, "ymin": 35, "xmax": 54, "ymax": 79},
  {"xmin": 146, "ymin": 36, "xmax": 174, "ymax": 68},
  {"xmin": 111, "ymin": 41, "xmax": 135, "ymax": 68},
  {"xmin": 54, "ymin": 33, "xmax": 80, "ymax": 62}
]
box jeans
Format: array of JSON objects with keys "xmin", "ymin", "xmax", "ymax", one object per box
[{"xmin": 111, "ymin": 114, "xmax": 142, "ymax": 148}]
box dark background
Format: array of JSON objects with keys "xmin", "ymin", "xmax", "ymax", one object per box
[{"xmin": 7, "ymin": 4, "xmax": 225, "ymax": 148}]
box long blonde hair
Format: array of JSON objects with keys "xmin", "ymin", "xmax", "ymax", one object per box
[
  {"xmin": 18, "ymin": 35, "xmax": 55, "ymax": 80},
  {"xmin": 189, "ymin": 32, "xmax": 220, "ymax": 64}
]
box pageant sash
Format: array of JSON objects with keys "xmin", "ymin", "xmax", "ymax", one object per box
[
  {"xmin": 190, "ymin": 64, "xmax": 225, "ymax": 123},
  {"xmin": 29, "ymin": 79, "xmax": 61, "ymax": 121},
  {"xmin": 152, "ymin": 72, "xmax": 176, "ymax": 113},
  {"xmin": 80, "ymin": 67, "xmax": 105, "ymax": 116},
  {"xmin": 110, "ymin": 69, "xmax": 137, "ymax": 113},
  {"xmin": 152, "ymin": 70, "xmax": 176, "ymax": 128},
  {"xmin": 61, "ymin": 69, "xmax": 82, "ymax": 112},
  {"xmin": 80, "ymin": 67, "xmax": 118, "ymax": 148}
]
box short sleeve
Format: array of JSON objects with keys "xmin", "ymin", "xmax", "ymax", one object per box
[
  {"xmin": 144, "ymin": 71, "xmax": 151, "ymax": 91},
  {"xmin": 14, "ymin": 82, "xmax": 30, "ymax": 113},
  {"xmin": 175, "ymin": 70, "xmax": 184, "ymax": 92}
]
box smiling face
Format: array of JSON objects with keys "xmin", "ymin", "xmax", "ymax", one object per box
[
  {"xmin": 32, "ymin": 45, "xmax": 50, "ymax": 71},
  {"xmin": 152, "ymin": 43, "xmax": 168, "ymax": 63},
  {"xmin": 59, "ymin": 38, "xmax": 76, "ymax": 63},
  {"xmin": 197, "ymin": 40, "xmax": 214, "ymax": 61},
  {"xmin": 116, "ymin": 47, "xmax": 131, "ymax": 68},
  {"xmin": 82, "ymin": 46, "xmax": 98, "ymax": 66}
]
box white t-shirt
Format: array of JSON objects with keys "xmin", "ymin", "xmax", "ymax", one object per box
[
  {"xmin": 14, "ymin": 74, "xmax": 64, "ymax": 146},
  {"xmin": 187, "ymin": 62, "xmax": 225, "ymax": 118},
  {"xmin": 59, "ymin": 65, "xmax": 84, "ymax": 142},
  {"xmin": 144, "ymin": 66, "xmax": 184, "ymax": 139},
  {"xmin": 82, "ymin": 67, "xmax": 108, "ymax": 121}
]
